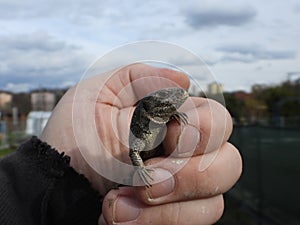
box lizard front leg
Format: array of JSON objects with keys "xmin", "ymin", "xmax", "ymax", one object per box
[{"xmin": 172, "ymin": 111, "xmax": 188, "ymax": 125}]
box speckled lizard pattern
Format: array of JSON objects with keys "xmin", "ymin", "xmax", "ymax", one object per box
[{"xmin": 129, "ymin": 87, "xmax": 189, "ymax": 187}]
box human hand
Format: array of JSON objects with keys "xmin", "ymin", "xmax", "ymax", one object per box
[{"xmin": 41, "ymin": 64, "xmax": 242, "ymax": 224}]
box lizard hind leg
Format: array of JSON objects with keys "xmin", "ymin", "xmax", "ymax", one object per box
[{"xmin": 137, "ymin": 167, "xmax": 154, "ymax": 188}]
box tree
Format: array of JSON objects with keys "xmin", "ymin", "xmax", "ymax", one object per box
[
  {"xmin": 253, "ymin": 81, "xmax": 300, "ymax": 117},
  {"xmin": 223, "ymin": 93, "xmax": 245, "ymax": 122}
]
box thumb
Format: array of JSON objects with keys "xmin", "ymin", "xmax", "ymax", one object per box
[{"xmin": 101, "ymin": 187, "xmax": 143, "ymax": 225}]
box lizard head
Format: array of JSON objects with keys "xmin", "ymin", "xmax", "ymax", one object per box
[{"xmin": 140, "ymin": 87, "xmax": 189, "ymax": 123}]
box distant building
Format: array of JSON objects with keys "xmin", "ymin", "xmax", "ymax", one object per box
[
  {"xmin": 207, "ymin": 82, "xmax": 223, "ymax": 95},
  {"xmin": 31, "ymin": 91, "xmax": 56, "ymax": 111},
  {"xmin": 189, "ymin": 84, "xmax": 203, "ymax": 96},
  {"xmin": 25, "ymin": 111, "xmax": 52, "ymax": 136},
  {"xmin": 233, "ymin": 91, "xmax": 252, "ymax": 101},
  {"xmin": 0, "ymin": 91, "xmax": 12, "ymax": 108}
]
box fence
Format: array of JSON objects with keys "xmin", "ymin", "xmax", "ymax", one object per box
[
  {"xmin": 2, "ymin": 117, "xmax": 300, "ymax": 224},
  {"xmin": 0, "ymin": 119, "xmax": 28, "ymax": 149},
  {"xmin": 0, "ymin": 111, "xmax": 51, "ymax": 150},
  {"xmin": 0, "ymin": 121, "xmax": 8, "ymax": 148},
  {"xmin": 218, "ymin": 125, "xmax": 300, "ymax": 225}
]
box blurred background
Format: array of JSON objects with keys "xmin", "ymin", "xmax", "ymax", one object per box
[{"xmin": 0, "ymin": 1, "xmax": 299, "ymax": 224}]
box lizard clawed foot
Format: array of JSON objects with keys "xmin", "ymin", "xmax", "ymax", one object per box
[
  {"xmin": 173, "ymin": 112, "xmax": 188, "ymax": 125},
  {"xmin": 137, "ymin": 167, "xmax": 154, "ymax": 188}
]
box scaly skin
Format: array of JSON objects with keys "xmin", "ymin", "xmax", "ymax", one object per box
[{"xmin": 129, "ymin": 87, "xmax": 189, "ymax": 187}]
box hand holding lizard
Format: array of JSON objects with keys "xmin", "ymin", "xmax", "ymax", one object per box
[{"xmin": 41, "ymin": 64, "xmax": 242, "ymax": 225}]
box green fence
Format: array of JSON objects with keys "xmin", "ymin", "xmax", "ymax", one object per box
[{"xmin": 218, "ymin": 126, "xmax": 300, "ymax": 225}]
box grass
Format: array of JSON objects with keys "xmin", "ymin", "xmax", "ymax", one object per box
[
  {"xmin": 0, "ymin": 147, "xmax": 15, "ymax": 158},
  {"xmin": 0, "ymin": 131, "xmax": 26, "ymax": 158}
]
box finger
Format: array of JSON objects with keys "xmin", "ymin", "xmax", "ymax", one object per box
[
  {"xmin": 164, "ymin": 97, "xmax": 233, "ymax": 156},
  {"xmin": 102, "ymin": 187, "xmax": 224, "ymax": 225},
  {"xmin": 136, "ymin": 142, "xmax": 242, "ymax": 205},
  {"xmin": 94, "ymin": 64, "xmax": 190, "ymax": 162},
  {"xmin": 99, "ymin": 63, "xmax": 190, "ymax": 107}
]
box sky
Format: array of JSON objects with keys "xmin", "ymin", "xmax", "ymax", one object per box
[{"xmin": 0, "ymin": 0, "xmax": 299, "ymax": 93}]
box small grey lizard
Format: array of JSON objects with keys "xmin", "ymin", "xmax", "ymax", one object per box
[{"xmin": 129, "ymin": 87, "xmax": 189, "ymax": 187}]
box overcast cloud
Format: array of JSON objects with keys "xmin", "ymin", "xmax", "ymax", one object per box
[
  {"xmin": 184, "ymin": 6, "xmax": 257, "ymax": 28},
  {"xmin": 0, "ymin": 0, "xmax": 299, "ymax": 92},
  {"xmin": 0, "ymin": 32, "xmax": 90, "ymax": 89},
  {"xmin": 216, "ymin": 44, "xmax": 296, "ymax": 63}
]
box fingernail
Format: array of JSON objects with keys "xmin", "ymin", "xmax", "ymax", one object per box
[
  {"xmin": 147, "ymin": 168, "xmax": 175, "ymax": 199},
  {"xmin": 177, "ymin": 125, "xmax": 200, "ymax": 156},
  {"xmin": 114, "ymin": 196, "xmax": 141, "ymax": 222}
]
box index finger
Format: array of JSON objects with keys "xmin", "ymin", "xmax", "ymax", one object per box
[
  {"xmin": 163, "ymin": 97, "xmax": 233, "ymax": 156},
  {"xmin": 98, "ymin": 63, "xmax": 190, "ymax": 108}
]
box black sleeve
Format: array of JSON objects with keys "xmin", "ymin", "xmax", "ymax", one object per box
[{"xmin": 0, "ymin": 136, "xmax": 102, "ymax": 225}]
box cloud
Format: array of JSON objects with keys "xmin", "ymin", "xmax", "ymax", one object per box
[
  {"xmin": 0, "ymin": 0, "xmax": 146, "ymax": 26},
  {"xmin": 0, "ymin": 32, "xmax": 92, "ymax": 92},
  {"xmin": 2, "ymin": 83, "xmax": 33, "ymax": 93},
  {"xmin": 0, "ymin": 32, "xmax": 74, "ymax": 52},
  {"xmin": 0, "ymin": 0, "xmax": 108, "ymax": 23},
  {"xmin": 287, "ymin": 71, "xmax": 300, "ymax": 76},
  {"xmin": 183, "ymin": 5, "xmax": 257, "ymax": 29},
  {"xmin": 0, "ymin": 0, "xmax": 58, "ymax": 19},
  {"xmin": 294, "ymin": 3, "xmax": 300, "ymax": 13},
  {"xmin": 216, "ymin": 44, "xmax": 296, "ymax": 63}
]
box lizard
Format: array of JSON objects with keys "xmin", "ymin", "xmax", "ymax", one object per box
[{"xmin": 129, "ymin": 87, "xmax": 189, "ymax": 188}]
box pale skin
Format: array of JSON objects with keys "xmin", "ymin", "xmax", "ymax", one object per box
[{"xmin": 41, "ymin": 64, "xmax": 242, "ymax": 225}]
